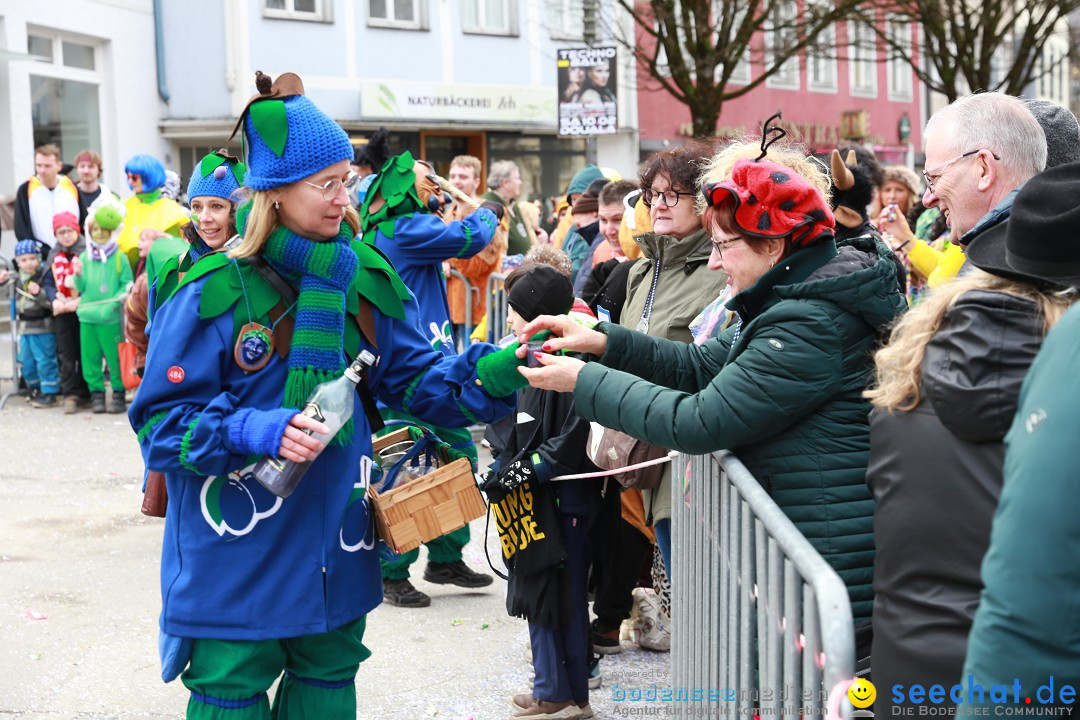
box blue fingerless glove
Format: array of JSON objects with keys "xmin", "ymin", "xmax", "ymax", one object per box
[{"xmin": 223, "ymin": 407, "xmax": 297, "ymax": 457}]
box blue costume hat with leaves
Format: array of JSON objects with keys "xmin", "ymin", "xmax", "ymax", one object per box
[
  {"xmin": 229, "ymin": 71, "xmax": 353, "ymax": 190},
  {"xmin": 187, "ymin": 150, "xmax": 247, "ymax": 201}
]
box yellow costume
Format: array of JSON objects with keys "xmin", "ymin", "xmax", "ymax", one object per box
[{"xmin": 117, "ymin": 193, "xmax": 189, "ymax": 265}]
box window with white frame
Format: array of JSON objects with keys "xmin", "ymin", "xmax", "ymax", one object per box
[
  {"xmin": 886, "ymin": 17, "xmax": 912, "ymax": 101},
  {"xmin": 27, "ymin": 29, "xmax": 102, "ymax": 161},
  {"xmin": 765, "ymin": 0, "xmax": 800, "ymax": 89},
  {"xmin": 807, "ymin": 23, "xmax": 838, "ymax": 92},
  {"xmin": 848, "ymin": 20, "xmax": 877, "ymax": 97},
  {"xmin": 546, "ymin": 0, "xmax": 584, "ymax": 40},
  {"xmin": 264, "ymin": 0, "xmax": 332, "ymax": 22},
  {"xmin": 462, "ymin": 0, "xmax": 518, "ymax": 36},
  {"xmin": 368, "ymin": 0, "xmax": 428, "ymax": 30},
  {"xmin": 713, "ymin": 1, "xmax": 751, "ymax": 85},
  {"xmin": 654, "ymin": 17, "xmax": 688, "ymax": 78}
]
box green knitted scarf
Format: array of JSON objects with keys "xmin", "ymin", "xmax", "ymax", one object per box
[{"xmin": 239, "ymin": 202, "xmax": 359, "ymax": 445}]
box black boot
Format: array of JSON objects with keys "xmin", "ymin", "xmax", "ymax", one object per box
[
  {"xmin": 382, "ymin": 578, "xmax": 431, "ymax": 608},
  {"xmin": 91, "ymin": 392, "xmax": 106, "ymax": 414},
  {"xmin": 107, "ymin": 391, "xmax": 127, "ymax": 414},
  {"xmin": 423, "ymin": 560, "xmax": 494, "ymax": 588}
]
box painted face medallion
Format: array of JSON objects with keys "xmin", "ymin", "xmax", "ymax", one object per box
[{"xmin": 234, "ymin": 322, "xmax": 274, "ymax": 372}]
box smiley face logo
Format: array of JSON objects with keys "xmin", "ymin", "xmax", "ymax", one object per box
[{"xmin": 848, "ymin": 678, "xmax": 876, "ymax": 709}]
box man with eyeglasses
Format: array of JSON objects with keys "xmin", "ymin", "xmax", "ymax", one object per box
[
  {"xmin": 882, "ymin": 93, "xmax": 1047, "ymax": 288},
  {"xmin": 359, "ymin": 151, "xmax": 504, "ymax": 608}
]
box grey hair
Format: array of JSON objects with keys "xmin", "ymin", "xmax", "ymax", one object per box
[
  {"xmin": 925, "ymin": 92, "xmax": 1047, "ymax": 184},
  {"xmin": 488, "ymin": 160, "xmax": 520, "ymax": 191}
]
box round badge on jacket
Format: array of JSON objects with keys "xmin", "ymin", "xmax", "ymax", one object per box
[{"xmin": 234, "ymin": 322, "xmax": 275, "ymax": 372}]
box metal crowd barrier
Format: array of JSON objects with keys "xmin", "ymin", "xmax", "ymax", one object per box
[
  {"xmin": 670, "ymin": 450, "xmax": 855, "ymax": 718},
  {"xmin": 446, "ymin": 267, "xmax": 476, "ymax": 353},
  {"xmin": 484, "ymin": 271, "xmax": 509, "ymax": 344},
  {"xmin": 0, "ymin": 254, "xmax": 19, "ymax": 409}
]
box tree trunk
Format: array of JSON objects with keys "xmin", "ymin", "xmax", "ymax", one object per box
[{"xmin": 691, "ymin": 102, "xmax": 721, "ymax": 139}]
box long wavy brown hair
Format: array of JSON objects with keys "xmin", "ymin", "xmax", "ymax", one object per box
[{"xmin": 866, "ymin": 269, "xmax": 1077, "ymax": 412}]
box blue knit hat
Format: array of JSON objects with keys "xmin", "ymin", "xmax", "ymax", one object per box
[
  {"xmin": 187, "ymin": 150, "xmax": 247, "ymax": 202},
  {"xmin": 15, "ymin": 239, "xmax": 39, "ymax": 257},
  {"xmin": 231, "ymin": 71, "xmax": 353, "ymax": 190}
]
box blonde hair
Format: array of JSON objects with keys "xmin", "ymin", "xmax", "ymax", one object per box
[
  {"xmin": 697, "ymin": 140, "xmax": 832, "ymax": 216},
  {"xmin": 866, "ymin": 269, "xmax": 1077, "ymax": 412},
  {"xmin": 229, "ymin": 189, "xmax": 362, "ymax": 259},
  {"xmin": 523, "ymin": 244, "xmax": 572, "ymax": 277}
]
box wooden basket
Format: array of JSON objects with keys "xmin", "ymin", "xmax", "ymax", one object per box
[{"xmin": 369, "ymin": 427, "xmax": 487, "ymax": 554}]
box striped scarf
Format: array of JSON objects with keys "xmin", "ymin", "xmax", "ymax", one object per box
[
  {"xmin": 259, "ymin": 215, "xmax": 359, "ymax": 445},
  {"xmin": 187, "ymin": 237, "xmax": 214, "ymax": 262}
]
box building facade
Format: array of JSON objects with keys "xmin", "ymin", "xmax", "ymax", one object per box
[
  {"xmin": 636, "ymin": 13, "xmax": 924, "ymax": 168},
  {"xmin": 156, "ymin": 0, "xmax": 639, "ymax": 205},
  {"xmin": 0, "ymin": 0, "xmax": 165, "ymax": 255}
]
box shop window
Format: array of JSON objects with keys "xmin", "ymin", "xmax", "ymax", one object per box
[
  {"xmin": 462, "ymin": 0, "xmax": 517, "ymax": 36},
  {"xmin": 27, "ymin": 29, "xmax": 102, "ymax": 161},
  {"xmin": 264, "ymin": 0, "xmax": 333, "ymax": 22},
  {"xmin": 368, "ymin": 0, "xmax": 429, "ymax": 30}
]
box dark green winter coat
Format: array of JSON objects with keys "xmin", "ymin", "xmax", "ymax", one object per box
[{"xmin": 574, "ymin": 236, "xmax": 906, "ymax": 623}]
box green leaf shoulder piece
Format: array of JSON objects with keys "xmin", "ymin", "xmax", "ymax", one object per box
[
  {"xmin": 152, "ymin": 253, "xmax": 183, "ymax": 311},
  {"xmin": 348, "ymin": 239, "xmax": 411, "ymax": 321}
]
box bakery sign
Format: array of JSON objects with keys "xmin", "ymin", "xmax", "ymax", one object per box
[{"xmin": 360, "ymin": 80, "xmax": 556, "ymax": 125}]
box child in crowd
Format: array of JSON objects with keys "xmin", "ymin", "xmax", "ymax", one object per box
[
  {"xmin": 11, "ymin": 239, "xmax": 61, "ymax": 407},
  {"xmin": 43, "ymin": 211, "xmax": 92, "ymax": 412},
  {"xmin": 73, "ymin": 196, "xmax": 133, "ymax": 414},
  {"xmin": 482, "ymin": 264, "xmax": 601, "ymax": 720}
]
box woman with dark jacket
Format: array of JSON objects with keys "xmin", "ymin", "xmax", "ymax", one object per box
[
  {"xmin": 619, "ymin": 141, "xmax": 726, "ymax": 578},
  {"xmin": 516, "ymin": 156, "xmax": 905, "ymax": 635},
  {"xmin": 865, "ymin": 164, "xmax": 1079, "ymax": 711}
]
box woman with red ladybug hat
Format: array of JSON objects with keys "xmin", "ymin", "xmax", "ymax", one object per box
[{"xmin": 514, "ymin": 121, "xmax": 906, "ymax": 671}]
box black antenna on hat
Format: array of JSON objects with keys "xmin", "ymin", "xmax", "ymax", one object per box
[{"xmin": 756, "ymin": 110, "xmax": 786, "ymax": 162}]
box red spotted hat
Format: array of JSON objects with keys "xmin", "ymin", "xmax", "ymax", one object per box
[{"xmin": 702, "ymin": 158, "xmax": 835, "ymax": 248}]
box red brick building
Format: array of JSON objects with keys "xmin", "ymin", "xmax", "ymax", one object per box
[{"xmin": 635, "ymin": 16, "xmax": 924, "ymax": 166}]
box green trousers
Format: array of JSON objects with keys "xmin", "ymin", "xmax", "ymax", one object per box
[
  {"xmin": 182, "ymin": 617, "xmax": 369, "ymax": 720},
  {"xmin": 378, "ymin": 411, "xmax": 477, "ymax": 580},
  {"xmin": 80, "ymin": 322, "xmax": 124, "ymax": 393}
]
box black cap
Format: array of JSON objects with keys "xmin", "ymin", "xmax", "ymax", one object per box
[{"xmin": 508, "ymin": 265, "xmax": 575, "ymax": 322}]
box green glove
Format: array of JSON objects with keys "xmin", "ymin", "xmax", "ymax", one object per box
[{"xmin": 475, "ymin": 330, "xmax": 553, "ymax": 397}]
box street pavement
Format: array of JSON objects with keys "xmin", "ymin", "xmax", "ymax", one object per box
[{"xmin": 0, "ymin": 330, "xmax": 669, "ymax": 720}]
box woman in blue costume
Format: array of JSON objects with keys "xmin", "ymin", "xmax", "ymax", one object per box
[{"xmin": 129, "ymin": 71, "xmax": 522, "ymax": 720}]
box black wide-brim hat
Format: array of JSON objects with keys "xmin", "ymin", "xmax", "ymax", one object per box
[{"xmin": 966, "ymin": 161, "xmax": 1080, "ymax": 290}]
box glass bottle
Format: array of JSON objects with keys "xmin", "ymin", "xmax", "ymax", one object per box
[{"xmin": 253, "ymin": 350, "xmax": 377, "ymax": 498}]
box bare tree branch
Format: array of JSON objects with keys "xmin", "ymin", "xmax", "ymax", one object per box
[
  {"xmin": 870, "ymin": 0, "xmax": 1079, "ymax": 101},
  {"xmin": 606, "ymin": 0, "xmax": 865, "ymax": 137}
]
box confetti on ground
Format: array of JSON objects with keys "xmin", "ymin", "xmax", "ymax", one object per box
[
  {"xmin": 450, "ymin": 618, "xmax": 463, "ymax": 626},
  {"xmin": 25, "ymin": 610, "xmax": 48, "ymax": 621}
]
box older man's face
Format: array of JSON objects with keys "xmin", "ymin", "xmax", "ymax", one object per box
[
  {"xmin": 502, "ymin": 169, "xmax": 523, "ymax": 200},
  {"xmin": 921, "ymin": 127, "xmax": 987, "ymax": 239}
]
